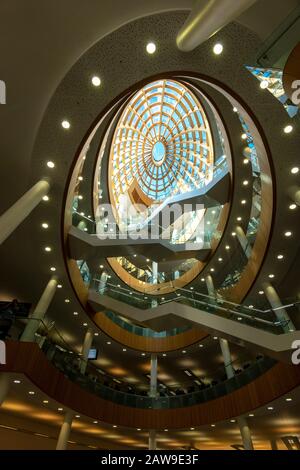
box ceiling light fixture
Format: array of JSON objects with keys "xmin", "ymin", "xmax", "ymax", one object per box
[
  {"xmin": 277, "ymin": 254, "xmax": 284, "ymax": 260},
  {"xmin": 42, "ymin": 195, "xmax": 49, "ymax": 202},
  {"xmin": 44, "ymin": 246, "xmax": 51, "ymax": 252},
  {"xmin": 50, "ymin": 267, "xmax": 56, "ymax": 272},
  {"xmin": 47, "ymin": 161, "xmax": 55, "ymax": 168},
  {"xmin": 268, "ymin": 274, "xmax": 275, "ymax": 279},
  {"xmin": 41, "ymin": 223, "xmax": 49, "ymax": 229},
  {"xmin": 289, "ymin": 203, "xmax": 297, "ymax": 210},
  {"xmin": 291, "ymin": 167, "xmax": 299, "ymax": 174},
  {"xmin": 241, "ymin": 199, "xmax": 246, "ymax": 205},
  {"xmin": 213, "ymin": 43, "xmax": 223, "ymax": 55},
  {"xmin": 260, "ymin": 80, "xmax": 269, "ymax": 89},
  {"xmin": 284, "ymin": 231, "xmax": 292, "ymax": 237},
  {"xmin": 146, "ymin": 42, "xmax": 156, "ymax": 54},
  {"xmin": 284, "ymin": 125, "xmax": 293, "ymax": 134},
  {"xmin": 61, "ymin": 120, "xmax": 70, "ymax": 129},
  {"xmin": 241, "ymin": 133, "xmax": 247, "ymax": 140},
  {"xmin": 91, "ymin": 76, "xmax": 101, "ymax": 87}
]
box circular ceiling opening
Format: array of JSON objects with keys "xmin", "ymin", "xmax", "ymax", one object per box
[{"xmin": 152, "ymin": 141, "xmax": 166, "ymax": 165}]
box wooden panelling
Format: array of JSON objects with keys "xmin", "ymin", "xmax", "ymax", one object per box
[{"xmin": 2, "ymin": 341, "xmax": 300, "ymax": 429}]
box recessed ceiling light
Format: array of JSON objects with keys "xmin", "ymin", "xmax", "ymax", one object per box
[
  {"xmin": 236, "ymin": 217, "xmax": 242, "ymax": 221},
  {"xmin": 213, "ymin": 43, "xmax": 223, "ymax": 55},
  {"xmin": 248, "ymin": 305, "xmax": 254, "ymax": 308},
  {"xmin": 248, "ymin": 413, "xmax": 254, "ymax": 417},
  {"xmin": 137, "ymin": 428, "xmax": 141, "ymax": 431},
  {"xmin": 231, "ymin": 232, "xmax": 236, "ymax": 237},
  {"xmin": 190, "ymin": 427, "xmax": 195, "ymax": 430},
  {"xmin": 146, "ymin": 42, "xmax": 156, "ymax": 54},
  {"xmin": 277, "ymin": 254, "xmax": 284, "ymax": 260},
  {"xmin": 91, "ymin": 76, "xmax": 101, "ymax": 87},
  {"xmin": 65, "ymin": 299, "xmax": 70, "ymax": 303},
  {"xmin": 83, "ymin": 322, "xmax": 88, "ymax": 327},
  {"xmin": 164, "ymin": 429, "xmax": 168, "ymax": 432},
  {"xmin": 210, "ymin": 268, "xmax": 215, "ymax": 272},
  {"xmin": 44, "ymin": 246, "xmax": 51, "ymax": 252},
  {"xmin": 41, "ymin": 223, "xmax": 49, "ymax": 229},
  {"xmin": 199, "ymin": 344, "xmax": 203, "ymax": 348},
  {"xmin": 233, "ymin": 107, "xmax": 238, "ymax": 113},
  {"xmin": 141, "ymin": 352, "xmax": 146, "ymax": 356},
  {"xmin": 285, "ymin": 397, "xmax": 292, "ymax": 402},
  {"xmin": 146, "ymin": 258, "xmax": 150, "ymax": 262},
  {"xmin": 75, "ymin": 415, "xmax": 80, "ymax": 418},
  {"xmin": 289, "ymin": 203, "xmax": 297, "ymax": 210},
  {"xmin": 99, "ymin": 265, "xmax": 104, "ymax": 269},
  {"xmin": 218, "ymin": 257, "xmax": 223, "ymax": 262},
  {"xmin": 258, "ymin": 290, "xmax": 264, "ymax": 295},
  {"xmin": 43, "ymin": 400, "xmax": 49, "ymax": 404},
  {"xmin": 284, "ymin": 231, "xmax": 292, "ymax": 237},
  {"xmin": 237, "ymin": 317, "xmax": 242, "ymax": 321},
  {"xmin": 284, "ymin": 125, "xmax": 293, "ymax": 134},
  {"xmin": 260, "ymin": 80, "xmax": 269, "ymax": 89},
  {"xmin": 61, "ymin": 120, "xmax": 70, "ymax": 129},
  {"xmin": 73, "ymin": 312, "xmax": 78, "ymax": 316},
  {"xmin": 50, "ymin": 267, "xmax": 56, "ymax": 272},
  {"xmin": 78, "ymin": 195, "xmax": 83, "ymax": 200},
  {"xmin": 13, "ymin": 380, "xmax": 21, "ymax": 384},
  {"xmin": 93, "ymin": 421, "xmax": 98, "ymax": 424},
  {"xmin": 291, "ymin": 167, "xmax": 299, "ymax": 174},
  {"xmin": 211, "ymin": 424, "xmax": 215, "ymax": 428},
  {"xmin": 201, "ymin": 278, "xmax": 205, "ymax": 282},
  {"xmin": 243, "ymin": 180, "xmax": 249, "ymax": 186},
  {"xmin": 57, "ymin": 284, "xmax": 62, "ymax": 289},
  {"xmin": 78, "ymin": 176, "xmax": 83, "ymax": 181},
  {"xmin": 122, "ymin": 348, "xmax": 127, "ymax": 352},
  {"xmin": 213, "ymin": 336, "xmax": 218, "ymax": 340},
  {"xmin": 268, "ymin": 274, "xmax": 275, "ymax": 279},
  {"xmin": 241, "ymin": 133, "xmax": 247, "ymax": 140},
  {"xmin": 243, "ymin": 158, "xmax": 249, "ymax": 164},
  {"xmin": 163, "ymin": 353, "xmax": 167, "ymax": 356},
  {"xmin": 42, "ymin": 195, "xmax": 49, "ymax": 202},
  {"xmin": 182, "ymin": 350, "xmax": 187, "ymax": 354},
  {"xmin": 113, "ymin": 425, "xmax": 117, "ymax": 428},
  {"xmin": 225, "ymin": 245, "xmax": 230, "ymax": 250},
  {"xmin": 58, "ymin": 408, "xmax": 63, "ymax": 411},
  {"xmin": 107, "ymin": 341, "xmax": 111, "ymax": 345},
  {"xmin": 47, "ymin": 161, "xmax": 55, "ymax": 169},
  {"xmin": 94, "ymin": 332, "xmax": 99, "ymax": 336},
  {"xmin": 230, "ymin": 419, "xmax": 236, "ymax": 423},
  {"xmin": 28, "ymin": 391, "xmax": 35, "ymax": 395},
  {"xmin": 267, "ymin": 406, "xmax": 274, "ymax": 410},
  {"xmin": 190, "ymin": 287, "xmax": 194, "ymax": 290}
]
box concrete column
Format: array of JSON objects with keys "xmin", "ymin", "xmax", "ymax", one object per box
[
  {"xmin": 288, "ymin": 186, "xmax": 300, "ymax": 207},
  {"xmin": 236, "ymin": 225, "xmax": 251, "ymax": 259},
  {"xmin": 0, "ymin": 179, "xmax": 50, "ymax": 245},
  {"xmin": 270, "ymin": 439, "xmax": 278, "ymax": 450},
  {"xmin": 219, "ymin": 338, "xmax": 234, "ymax": 379},
  {"xmin": 99, "ymin": 271, "xmax": 108, "ymax": 294},
  {"xmin": 80, "ymin": 328, "xmax": 93, "ymax": 375},
  {"xmin": 151, "ymin": 262, "xmax": 158, "ymax": 307},
  {"xmin": 149, "ymin": 354, "xmax": 158, "ymax": 398},
  {"xmin": 237, "ymin": 416, "xmax": 254, "ymax": 450},
  {"xmin": 263, "ymin": 282, "xmax": 295, "ymax": 332},
  {"xmin": 149, "ymin": 430, "xmax": 157, "ymax": 450},
  {"xmin": 176, "ymin": 0, "xmax": 257, "ymax": 51},
  {"xmin": 0, "ymin": 373, "xmax": 10, "ymax": 406},
  {"xmin": 205, "ymin": 274, "xmax": 216, "ymax": 299},
  {"xmin": 56, "ymin": 410, "xmax": 74, "ymax": 450},
  {"xmin": 20, "ymin": 277, "xmax": 58, "ymax": 342}
]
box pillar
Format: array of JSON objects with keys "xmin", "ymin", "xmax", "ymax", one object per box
[
  {"xmin": 149, "ymin": 354, "xmax": 158, "ymax": 398},
  {"xmin": 56, "ymin": 410, "xmax": 74, "ymax": 450},
  {"xmin": 219, "ymin": 338, "xmax": 234, "ymax": 379},
  {"xmin": 219, "ymin": 340, "xmax": 254, "ymax": 449},
  {"xmin": 176, "ymin": 0, "xmax": 257, "ymax": 51},
  {"xmin": 20, "ymin": 276, "xmax": 58, "ymax": 342},
  {"xmin": 237, "ymin": 416, "xmax": 254, "ymax": 450},
  {"xmin": 205, "ymin": 274, "xmax": 216, "ymax": 299},
  {"xmin": 270, "ymin": 439, "xmax": 278, "ymax": 450},
  {"xmin": 0, "ymin": 179, "xmax": 50, "ymax": 245},
  {"xmin": 98, "ymin": 271, "xmax": 108, "ymax": 295},
  {"xmin": 288, "ymin": 185, "xmax": 300, "ymax": 207},
  {"xmin": 0, "ymin": 373, "xmax": 10, "ymax": 407},
  {"xmin": 149, "ymin": 430, "xmax": 157, "ymax": 450},
  {"xmin": 263, "ymin": 282, "xmax": 295, "ymax": 332},
  {"xmin": 80, "ymin": 328, "xmax": 93, "ymax": 375},
  {"xmin": 236, "ymin": 225, "xmax": 251, "ymax": 259},
  {"xmin": 151, "ymin": 262, "xmax": 158, "ymax": 307}
]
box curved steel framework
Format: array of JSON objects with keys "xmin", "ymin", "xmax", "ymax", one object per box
[{"xmin": 109, "ymin": 79, "xmax": 214, "ymax": 209}]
